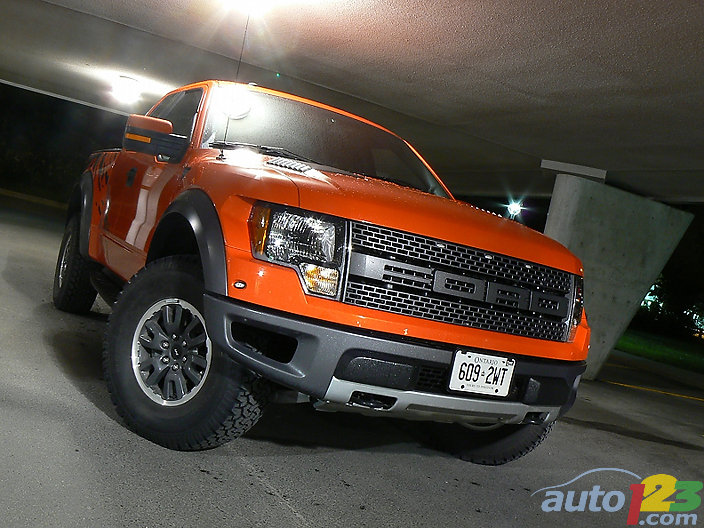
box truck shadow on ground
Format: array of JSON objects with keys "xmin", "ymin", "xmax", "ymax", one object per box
[
  {"xmin": 3, "ymin": 253, "xmax": 57, "ymax": 304},
  {"xmin": 29, "ymin": 288, "xmax": 469, "ymax": 459},
  {"xmin": 41, "ymin": 301, "xmax": 463, "ymax": 458},
  {"xmin": 245, "ymin": 403, "xmax": 474, "ymax": 460},
  {"xmin": 561, "ymin": 415, "xmax": 704, "ymax": 452},
  {"xmin": 245, "ymin": 402, "xmax": 433, "ymax": 452},
  {"xmin": 36, "ymin": 302, "xmax": 119, "ymax": 422},
  {"xmin": 42, "ymin": 307, "xmax": 704, "ymax": 459}
]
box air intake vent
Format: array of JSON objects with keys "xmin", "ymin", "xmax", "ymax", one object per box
[{"xmin": 266, "ymin": 157, "xmax": 313, "ymax": 174}]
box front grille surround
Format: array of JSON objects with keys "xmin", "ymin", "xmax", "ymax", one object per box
[
  {"xmin": 349, "ymin": 222, "xmax": 572, "ymax": 293},
  {"xmin": 342, "ymin": 221, "xmax": 577, "ymax": 342}
]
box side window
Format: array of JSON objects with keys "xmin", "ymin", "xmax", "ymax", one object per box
[{"xmin": 149, "ymin": 88, "xmax": 203, "ymax": 140}]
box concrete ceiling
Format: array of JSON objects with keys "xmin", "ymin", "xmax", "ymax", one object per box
[{"xmin": 1, "ymin": 0, "xmax": 703, "ymax": 202}]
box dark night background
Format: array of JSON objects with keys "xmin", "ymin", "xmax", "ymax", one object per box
[
  {"xmin": 1, "ymin": 81, "xmax": 703, "ymax": 341},
  {"xmin": 0, "ymin": 83, "xmax": 125, "ymax": 202}
]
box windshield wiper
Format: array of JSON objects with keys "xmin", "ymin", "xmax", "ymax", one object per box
[
  {"xmin": 210, "ymin": 140, "xmax": 257, "ymax": 150},
  {"xmin": 209, "ymin": 141, "xmax": 317, "ymax": 164},
  {"xmin": 259, "ymin": 145, "xmax": 318, "ymax": 163},
  {"xmin": 360, "ymin": 174, "xmax": 421, "ymax": 191}
]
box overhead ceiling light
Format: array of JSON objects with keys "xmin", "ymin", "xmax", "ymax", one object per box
[
  {"xmin": 223, "ymin": 0, "xmax": 321, "ymax": 17},
  {"xmin": 222, "ymin": 0, "xmax": 272, "ymax": 16},
  {"xmin": 236, "ymin": 0, "xmax": 270, "ymax": 16},
  {"xmin": 111, "ymin": 75, "xmax": 141, "ymax": 104}
]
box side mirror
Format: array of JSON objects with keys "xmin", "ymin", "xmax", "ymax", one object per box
[{"xmin": 123, "ymin": 114, "xmax": 189, "ymax": 162}]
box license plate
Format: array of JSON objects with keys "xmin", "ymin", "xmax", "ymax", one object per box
[{"xmin": 449, "ymin": 350, "xmax": 515, "ymax": 397}]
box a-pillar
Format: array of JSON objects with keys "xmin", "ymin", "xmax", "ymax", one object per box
[{"xmin": 544, "ymin": 174, "xmax": 693, "ymax": 379}]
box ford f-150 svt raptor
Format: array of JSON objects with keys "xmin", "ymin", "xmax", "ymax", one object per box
[{"xmin": 53, "ymin": 80, "xmax": 589, "ymax": 464}]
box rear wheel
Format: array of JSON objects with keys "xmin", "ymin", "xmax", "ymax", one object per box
[
  {"xmin": 423, "ymin": 421, "xmax": 554, "ymax": 465},
  {"xmin": 103, "ymin": 256, "xmax": 266, "ymax": 450},
  {"xmin": 52, "ymin": 216, "xmax": 97, "ymax": 313}
]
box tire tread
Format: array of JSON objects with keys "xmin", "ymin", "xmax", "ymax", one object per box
[
  {"xmin": 103, "ymin": 256, "xmax": 267, "ymax": 451},
  {"xmin": 53, "ymin": 216, "xmax": 97, "ymax": 313}
]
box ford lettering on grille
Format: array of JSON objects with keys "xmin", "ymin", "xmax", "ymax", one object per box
[
  {"xmin": 432, "ymin": 270, "xmax": 569, "ymax": 318},
  {"xmin": 342, "ymin": 222, "xmax": 576, "ymax": 342}
]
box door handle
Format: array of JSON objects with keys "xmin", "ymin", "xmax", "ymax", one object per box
[{"xmin": 126, "ymin": 168, "xmax": 137, "ymax": 187}]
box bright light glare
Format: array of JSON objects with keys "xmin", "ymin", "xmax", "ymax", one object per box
[
  {"xmin": 222, "ymin": 0, "xmax": 321, "ymax": 16},
  {"xmin": 111, "ymin": 76, "xmax": 141, "ymax": 104},
  {"xmin": 224, "ymin": 146, "xmax": 261, "ymax": 167},
  {"xmin": 237, "ymin": 0, "xmax": 270, "ymax": 16},
  {"xmin": 220, "ymin": 84, "xmax": 252, "ymax": 119},
  {"xmin": 507, "ymin": 201, "xmax": 523, "ymax": 218}
]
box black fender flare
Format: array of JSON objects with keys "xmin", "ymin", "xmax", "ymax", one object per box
[
  {"xmin": 148, "ymin": 189, "xmax": 228, "ymax": 296},
  {"xmin": 67, "ymin": 171, "xmax": 93, "ymax": 258}
]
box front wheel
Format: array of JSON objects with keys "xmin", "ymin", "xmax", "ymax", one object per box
[
  {"xmin": 423, "ymin": 421, "xmax": 554, "ymax": 465},
  {"xmin": 103, "ymin": 256, "xmax": 266, "ymax": 450}
]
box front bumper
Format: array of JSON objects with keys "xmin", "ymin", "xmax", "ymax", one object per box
[{"xmin": 204, "ymin": 293, "xmax": 586, "ymax": 425}]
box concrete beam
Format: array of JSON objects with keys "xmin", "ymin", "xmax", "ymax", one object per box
[
  {"xmin": 540, "ymin": 159, "xmax": 607, "ymax": 182},
  {"xmin": 544, "ymin": 174, "xmax": 693, "ymax": 379}
]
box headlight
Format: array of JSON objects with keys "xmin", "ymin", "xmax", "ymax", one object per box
[{"xmin": 248, "ymin": 204, "xmax": 346, "ymax": 297}]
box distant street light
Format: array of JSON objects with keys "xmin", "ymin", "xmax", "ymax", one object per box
[{"xmin": 507, "ymin": 201, "xmax": 523, "ymax": 219}]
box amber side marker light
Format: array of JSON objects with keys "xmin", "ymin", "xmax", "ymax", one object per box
[
  {"xmin": 300, "ymin": 264, "xmax": 339, "ymax": 297},
  {"xmin": 124, "ymin": 133, "xmax": 152, "ymax": 143},
  {"xmin": 248, "ymin": 205, "xmax": 271, "ymax": 257}
]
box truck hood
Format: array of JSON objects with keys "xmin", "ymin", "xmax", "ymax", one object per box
[
  {"xmin": 275, "ymin": 167, "xmax": 582, "ymax": 275},
  {"xmin": 206, "ymin": 153, "xmax": 583, "ymax": 275}
]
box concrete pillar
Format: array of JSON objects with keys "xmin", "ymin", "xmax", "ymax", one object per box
[{"xmin": 544, "ymin": 174, "xmax": 693, "ymax": 379}]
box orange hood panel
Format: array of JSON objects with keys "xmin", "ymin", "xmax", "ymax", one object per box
[{"xmin": 277, "ymin": 168, "xmax": 582, "ymax": 275}]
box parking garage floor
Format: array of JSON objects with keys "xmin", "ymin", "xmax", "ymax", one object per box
[{"xmin": 1, "ymin": 196, "xmax": 702, "ymax": 528}]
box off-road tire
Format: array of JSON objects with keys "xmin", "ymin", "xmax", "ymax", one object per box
[
  {"xmin": 424, "ymin": 421, "xmax": 554, "ymax": 465},
  {"xmin": 103, "ymin": 256, "xmax": 266, "ymax": 450},
  {"xmin": 52, "ymin": 216, "xmax": 97, "ymax": 313}
]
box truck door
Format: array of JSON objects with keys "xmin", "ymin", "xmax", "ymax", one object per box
[{"xmin": 102, "ymin": 88, "xmax": 204, "ymax": 277}]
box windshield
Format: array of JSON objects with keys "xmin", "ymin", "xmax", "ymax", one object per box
[{"xmin": 202, "ymin": 85, "xmax": 449, "ymax": 198}]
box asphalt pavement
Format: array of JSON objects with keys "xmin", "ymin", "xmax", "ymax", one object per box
[{"xmin": 1, "ymin": 195, "xmax": 702, "ymax": 528}]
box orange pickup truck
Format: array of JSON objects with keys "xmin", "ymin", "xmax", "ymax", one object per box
[{"xmin": 53, "ymin": 80, "xmax": 589, "ymax": 464}]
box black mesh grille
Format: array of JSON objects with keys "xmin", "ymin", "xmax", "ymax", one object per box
[
  {"xmin": 350, "ymin": 222, "xmax": 571, "ymax": 293},
  {"xmin": 345, "ymin": 282, "xmax": 566, "ymax": 341},
  {"xmin": 416, "ymin": 365, "xmax": 448, "ymax": 393},
  {"xmin": 343, "ymin": 222, "xmax": 574, "ymax": 342}
]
